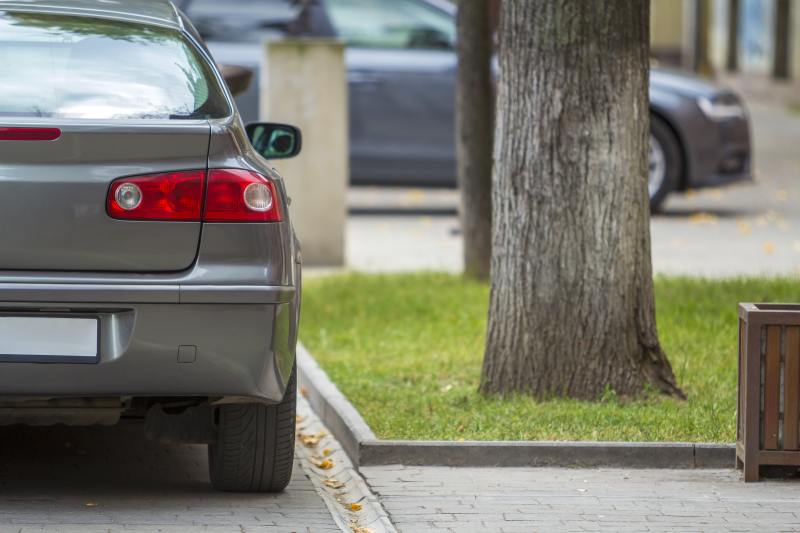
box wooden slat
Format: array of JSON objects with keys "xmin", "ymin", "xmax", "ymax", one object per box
[
  {"xmin": 758, "ymin": 450, "xmax": 800, "ymax": 465},
  {"xmin": 738, "ymin": 319, "xmax": 745, "ymax": 440},
  {"xmin": 764, "ymin": 326, "xmax": 782, "ymax": 450},
  {"xmin": 785, "ymin": 327, "xmax": 800, "ymax": 450},
  {"xmin": 744, "ymin": 323, "xmax": 762, "ymax": 481}
]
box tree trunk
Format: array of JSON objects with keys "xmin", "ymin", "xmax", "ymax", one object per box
[
  {"xmin": 772, "ymin": 0, "xmax": 791, "ymax": 79},
  {"xmin": 456, "ymin": 0, "xmax": 493, "ymax": 281},
  {"xmin": 481, "ymin": 0, "xmax": 684, "ymax": 400}
]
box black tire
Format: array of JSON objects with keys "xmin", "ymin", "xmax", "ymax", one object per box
[
  {"xmin": 208, "ymin": 366, "xmax": 296, "ymax": 492},
  {"xmin": 649, "ymin": 114, "xmax": 682, "ymax": 212}
]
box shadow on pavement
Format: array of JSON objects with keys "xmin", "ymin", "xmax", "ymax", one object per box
[
  {"xmin": 654, "ymin": 206, "xmax": 754, "ymax": 219},
  {"xmin": 0, "ymin": 420, "xmax": 212, "ymax": 497},
  {"xmin": 349, "ymin": 206, "xmax": 458, "ymax": 217}
]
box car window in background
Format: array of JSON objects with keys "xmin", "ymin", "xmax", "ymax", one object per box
[
  {"xmin": 0, "ymin": 12, "xmax": 229, "ymax": 120},
  {"xmin": 325, "ymin": 0, "xmax": 455, "ymax": 50},
  {"xmin": 181, "ymin": 0, "xmax": 310, "ymax": 42}
]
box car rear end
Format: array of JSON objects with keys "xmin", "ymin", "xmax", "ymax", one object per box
[{"xmin": 0, "ymin": 6, "xmax": 300, "ymax": 492}]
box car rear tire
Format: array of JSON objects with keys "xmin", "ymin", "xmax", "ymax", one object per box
[
  {"xmin": 208, "ymin": 365, "xmax": 296, "ymax": 493},
  {"xmin": 649, "ymin": 115, "xmax": 682, "ymax": 212}
]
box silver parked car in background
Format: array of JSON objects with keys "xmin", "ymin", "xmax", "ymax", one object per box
[
  {"xmin": 0, "ymin": 0, "xmax": 302, "ymax": 492},
  {"xmin": 179, "ymin": 0, "xmax": 752, "ymax": 211}
]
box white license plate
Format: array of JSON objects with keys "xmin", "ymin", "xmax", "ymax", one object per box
[{"xmin": 0, "ymin": 316, "xmax": 99, "ymax": 363}]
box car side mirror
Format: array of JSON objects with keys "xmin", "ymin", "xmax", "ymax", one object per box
[
  {"xmin": 246, "ymin": 123, "xmax": 302, "ymax": 159},
  {"xmin": 219, "ymin": 64, "xmax": 254, "ymax": 97}
]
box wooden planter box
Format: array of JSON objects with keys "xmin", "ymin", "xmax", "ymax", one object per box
[{"xmin": 738, "ymin": 303, "xmax": 800, "ymax": 481}]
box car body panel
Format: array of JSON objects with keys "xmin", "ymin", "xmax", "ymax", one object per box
[
  {"xmin": 0, "ymin": 0, "xmax": 182, "ymax": 28},
  {"xmin": 650, "ymin": 80, "xmax": 751, "ymax": 190},
  {"xmin": 0, "ymin": 0, "xmax": 300, "ymax": 407},
  {"xmin": 0, "ymin": 302, "xmax": 290, "ymax": 400},
  {"xmin": 347, "ymin": 47, "xmax": 456, "ymax": 185},
  {"xmin": 0, "ymin": 120, "xmax": 210, "ymax": 272}
]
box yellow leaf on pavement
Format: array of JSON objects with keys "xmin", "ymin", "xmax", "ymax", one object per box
[
  {"xmin": 737, "ymin": 221, "xmax": 752, "ymax": 235},
  {"xmin": 323, "ymin": 448, "xmax": 333, "ymax": 457},
  {"xmin": 299, "ymin": 431, "xmax": 327, "ymax": 447},
  {"xmin": 688, "ymin": 212, "xmax": 717, "ymax": 225},
  {"xmin": 323, "ymin": 478, "xmax": 346, "ymax": 490},
  {"xmin": 316, "ymin": 459, "xmax": 334, "ymax": 470},
  {"xmin": 346, "ymin": 503, "xmax": 362, "ymax": 512}
]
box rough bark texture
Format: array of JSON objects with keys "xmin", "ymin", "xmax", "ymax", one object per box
[
  {"xmin": 456, "ymin": 0, "xmax": 493, "ymax": 281},
  {"xmin": 481, "ymin": 0, "xmax": 685, "ymax": 400}
]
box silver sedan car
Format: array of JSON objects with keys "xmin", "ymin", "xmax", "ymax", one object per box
[{"xmin": 0, "ymin": 0, "xmax": 301, "ymax": 492}]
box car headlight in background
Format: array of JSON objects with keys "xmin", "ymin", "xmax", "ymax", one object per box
[{"xmin": 697, "ymin": 93, "xmax": 745, "ymax": 120}]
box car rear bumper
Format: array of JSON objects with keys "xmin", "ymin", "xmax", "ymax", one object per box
[{"xmin": 0, "ymin": 285, "xmax": 297, "ymax": 403}]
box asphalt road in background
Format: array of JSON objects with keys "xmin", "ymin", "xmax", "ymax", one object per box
[{"xmin": 347, "ymin": 102, "xmax": 800, "ymax": 277}]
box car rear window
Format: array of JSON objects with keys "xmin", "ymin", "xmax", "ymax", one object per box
[{"xmin": 0, "ymin": 11, "xmax": 230, "ymax": 120}]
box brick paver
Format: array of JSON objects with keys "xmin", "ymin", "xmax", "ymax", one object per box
[
  {"xmin": 0, "ymin": 422, "xmax": 339, "ymax": 532},
  {"xmin": 361, "ymin": 465, "xmax": 800, "ymax": 532}
]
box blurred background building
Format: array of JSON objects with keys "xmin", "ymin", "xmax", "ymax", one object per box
[{"xmin": 652, "ymin": 0, "xmax": 799, "ymax": 82}]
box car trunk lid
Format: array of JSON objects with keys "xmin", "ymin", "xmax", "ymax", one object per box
[{"xmin": 0, "ymin": 121, "xmax": 210, "ymax": 272}]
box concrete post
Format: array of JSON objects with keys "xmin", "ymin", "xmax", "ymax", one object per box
[{"xmin": 260, "ymin": 39, "xmax": 348, "ymax": 267}]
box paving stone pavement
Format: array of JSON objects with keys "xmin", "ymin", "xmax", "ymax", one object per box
[
  {"xmin": 0, "ymin": 420, "xmax": 340, "ymax": 532},
  {"xmin": 361, "ymin": 465, "xmax": 800, "ymax": 532}
]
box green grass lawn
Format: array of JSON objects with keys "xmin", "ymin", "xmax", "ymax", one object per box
[{"xmin": 301, "ymin": 273, "xmax": 800, "ymax": 442}]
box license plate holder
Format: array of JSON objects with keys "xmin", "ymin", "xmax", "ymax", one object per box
[{"xmin": 0, "ymin": 315, "xmax": 100, "ymax": 363}]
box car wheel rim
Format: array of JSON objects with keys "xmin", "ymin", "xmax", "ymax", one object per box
[{"xmin": 649, "ymin": 134, "xmax": 666, "ymax": 199}]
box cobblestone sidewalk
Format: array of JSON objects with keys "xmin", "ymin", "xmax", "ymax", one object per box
[
  {"xmin": 362, "ymin": 465, "xmax": 800, "ymax": 532},
  {"xmin": 0, "ymin": 418, "xmax": 340, "ymax": 532}
]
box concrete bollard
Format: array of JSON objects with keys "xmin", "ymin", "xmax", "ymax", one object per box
[{"xmin": 260, "ymin": 39, "xmax": 348, "ymax": 267}]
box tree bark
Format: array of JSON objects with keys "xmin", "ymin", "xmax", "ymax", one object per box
[
  {"xmin": 481, "ymin": 0, "xmax": 685, "ymax": 400},
  {"xmin": 456, "ymin": 0, "xmax": 493, "ymax": 281}
]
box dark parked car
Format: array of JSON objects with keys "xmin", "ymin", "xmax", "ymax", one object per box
[
  {"xmin": 0, "ymin": 0, "xmax": 302, "ymax": 492},
  {"xmin": 178, "ymin": 0, "xmax": 752, "ymax": 210}
]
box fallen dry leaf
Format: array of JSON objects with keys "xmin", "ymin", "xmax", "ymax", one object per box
[
  {"xmin": 351, "ymin": 527, "xmax": 373, "ymax": 533},
  {"xmin": 323, "ymin": 478, "xmax": 346, "ymax": 490},
  {"xmin": 346, "ymin": 503, "xmax": 363, "ymax": 512},
  {"xmin": 316, "ymin": 459, "xmax": 335, "ymax": 470},
  {"xmin": 299, "ymin": 431, "xmax": 327, "ymax": 448},
  {"xmin": 295, "ymin": 415, "xmax": 306, "ymax": 424},
  {"xmin": 763, "ymin": 242, "xmax": 776, "ymax": 255},
  {"xmin": 737, "ymin": 221, "xmax": 752, "ymax": 235},
  {"xmin": 688, "ymin": 212, "xmax": 717, "ymax": 225},
  {"xmin": 300, "ymin": 386, "xmax": 309, "ymax": 398},
  {"xmin": 323, "ymin": 448, "xmax": 333, "ymax": 457}
]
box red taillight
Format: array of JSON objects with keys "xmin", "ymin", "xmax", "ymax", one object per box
[
  {"xmin": 0, "ymin": 127, "xmax": 61, "ymax": 141},
  {"xmin": 106, "ymin": 169, "xmax": 283, "ymax": 223},
  {"xmin": 204, "ymin": 169, "xmax": 283, "ymax": 222},
  {"xmin": 107, "ymin": 170, "xmax": 205, "ymax": 221}
]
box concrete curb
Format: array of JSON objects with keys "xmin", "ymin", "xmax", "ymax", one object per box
[{"xmin": 297, "ymin": 344, "xmax": 736, "ymax": 469}]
